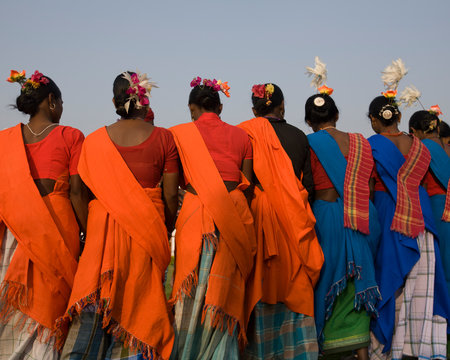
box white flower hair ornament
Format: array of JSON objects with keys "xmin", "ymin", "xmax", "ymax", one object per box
[
  {"xmin": 306, "ymin": 56, "xmax": 327, "ymax": 89},
  {"xmin": 122, "ymin": 71, "xmax": 158, "ymax": 113},
  {"xmin": 399, "ymin": 85, "xmax": 422, "ymax": 108},
  {"xmin": 381, "ymin": 58, "xmax": 408, "ymax": 91},
  {"xmin": 305, "ymin": 56, "xmax": 334, "ymax": 107}
]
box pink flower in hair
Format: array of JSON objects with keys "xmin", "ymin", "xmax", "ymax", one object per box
[
  {"xmin": 131, "ymin": 73, "xmax": 140, "ymax": 84},
  {"xmin": 137, "ymin": 85, "xmax": 146, "ymax": 97},
  {"xmin": 190, "ymin": 76, "xmax": 202, "ymax": 87},
  {"xmin": 126, "ymin": 87, "xmax": 137, "ymax": 94},
  {"xmin": 141, "ymin": 97, "xmax": 149, "ymax": 106}
]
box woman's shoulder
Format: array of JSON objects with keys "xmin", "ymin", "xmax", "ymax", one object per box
[
  {"xmin": 153, "ymin": 126, "xmax": 175, "ymax": 140},
  {"xmin": 59, "ymin": 125, "xmax": 85, "ymax": 139}
]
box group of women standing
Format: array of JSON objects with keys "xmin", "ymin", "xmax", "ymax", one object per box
[{"xmin": 0, "ymin": 63, "xmax": 449, "ymax": 360}]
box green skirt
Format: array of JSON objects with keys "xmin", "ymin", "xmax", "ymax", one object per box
[{"xmin": 322, "ymin": 281, "xmax": 370, "ymax": 354}]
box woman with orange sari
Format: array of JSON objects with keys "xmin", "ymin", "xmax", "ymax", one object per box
[
  {"xmin": 0, "ymin": 70, "xmax": 87, "ymax": 359},
  {"xmin": 59, "ymin": 71, "xmax": 178, "ymax": 360},
  {"xmin": 239, "ymin": 83, "xmax": 323, "ymax": 360},
  {"xmin": 169, "ymin": 77, "xmax": 256, "ymax": 359}
]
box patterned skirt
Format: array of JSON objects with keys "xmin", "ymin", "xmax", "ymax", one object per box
[
  {"xmin": 61, "ymin": 310, "xmax": 143, "ymax": 360},
  {"xmin": 0, "ymin": 228, "xmax": 59, "ymax": 360},
  {"xmin": 170, "ymin": 238, "xmax": 239, "ymax": 360},
  {"xmin": 243, "ymin": 302, "xmax": 318, "ymax": 360},
  {"xmin": 370, "ymin": 231, "xmax": 447, "ymax": 360}
]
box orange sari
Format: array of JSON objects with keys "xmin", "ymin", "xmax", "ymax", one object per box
[
  {"xmin": 238, "ymin": 117, "xmax": 323, "ymax": 317},
  {"xmin": 0, "ymin": 124, "xmax": 80, "ymax": 347},
  {"xmin": 170, "ymin": 122, "xmax": 256, "ymax": 345},
  {"xmin": 58, "ymin": 128, "xmax": 173, "ymax": 359}
]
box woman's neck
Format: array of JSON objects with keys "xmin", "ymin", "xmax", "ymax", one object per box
[
  {"xmin": 313, "ymin": 121, "xmax": 336, "ymax": 133},
  {"xmin": 378, "ymin": 124, "xmax": 400, "ymax": 135},
  {"xmin": 263, "ymin": 111, "xmax": 283, "ymax": 120},
  {"xmin": 28, "ymin": 113, "xmax": 56, "ymax": 125}
]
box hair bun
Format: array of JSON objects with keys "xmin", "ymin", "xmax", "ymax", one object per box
[{"xmin": 115, "ymin": 105, "xmax": 128, "ymax": 118}]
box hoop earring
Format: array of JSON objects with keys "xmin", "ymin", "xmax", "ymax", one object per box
[{"xmin": 50, "ymin": 104, "xmax": 56, "ymax": 110}]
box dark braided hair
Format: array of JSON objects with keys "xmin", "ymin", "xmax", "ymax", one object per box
[
  {"xmin": 368, "ymin": 96, "xmax": 400, "ymax": 126},
  {"xmin": 188, "ymin": 85, "xmax": 221, "ymax": 112},
  {"xmin": 15, "ymin": 76, "xmax": 61, "ymax": 116},
  {"xmin": 113, "ymin": 71, "xmax": 144, "ymax": 119},
  {"xmin": 251, "ymin": 83, "xmax": 284, "ymax": 116},
  {"xmin": 409, "ymin": 110, "xmax": 440, "ymax": 134},
  {"xmin": 304, "ymin": 93, "xmax": 339, "ymax": 126}
]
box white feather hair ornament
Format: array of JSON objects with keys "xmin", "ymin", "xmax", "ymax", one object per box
[
  {"xmin": 305, "ymin": 56, "xmax": 327, "ymax": 89},
  {"xmin": 399, "ymin": 85, "xmax": 422, "ymax": 108},
  {"xmin": 381, "ymin": 58, "xmax": 408, "ymax": 90}
]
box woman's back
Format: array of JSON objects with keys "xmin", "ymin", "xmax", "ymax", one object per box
[{"xmin": 107, "ymin": 121, "xmax": 178, "ymax": 188}]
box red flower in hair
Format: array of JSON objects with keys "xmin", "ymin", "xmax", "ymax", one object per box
[
  {"xmin": 252, "ymin": 84, "xmax": 265, "ymax": 98},
  {"xmin": 429, "ymin": 105, "xmax": 443, "ymax": 116}
]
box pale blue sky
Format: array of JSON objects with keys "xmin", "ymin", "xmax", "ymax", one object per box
[{"xmin": 1, "ymin": 1, "xmax": 449, "ymax": 137}]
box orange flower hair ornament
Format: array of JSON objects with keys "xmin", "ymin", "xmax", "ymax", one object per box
[
  {"xmin": 429, "ymin": 105, "xmax": 443, "ymax": 117},
  {"xmin": 381, "ymin": 90, "xmax": 397, "ymax": 99},
  {"xmin": 318, "ymin": 85, "xmax": 333, "ymax": 96},
  {"xmin": 252, "ymin": 83, "xmax": 274, "ymax": 105},
  {"xmin": 7, "ymin": 70, "xmax": 26, "ymax": 83},
  {"xmin": 6, "ymin": 69, "xmax": 49, "ymax": 94}
]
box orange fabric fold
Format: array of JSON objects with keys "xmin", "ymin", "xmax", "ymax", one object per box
[
  {"xmin": 59, "ymin": 128, "xmax": 173, "ymax": 360},
  {"xmin": 170, "ymin": 122, "xmax": 256, "ymax": 344},
  {"xmin": 0, "ymin": 124, "xmax": 80, "ymax": 344},
  {"xmin": 238, "ymin": 117, "xmax": 324, "ymax": 317}
]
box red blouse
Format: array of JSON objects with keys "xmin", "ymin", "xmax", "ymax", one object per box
[
  {"xmin": 194, "ymin": 113, "xmax": 252, "ymax": 182},
  {"xmin": 25, "ymin": 125, "xmax": 84, "ymax": 180},
  {"xmin": 422, "ymin": 170, "xmax": 446, "ymax": 196},
  {"xmin": 114, "ymin": 127, "xmax": 179, "ymax": 188},
  {"xmin": 310, "ymin": 149, "xmax": 348, "ymax": 191}
]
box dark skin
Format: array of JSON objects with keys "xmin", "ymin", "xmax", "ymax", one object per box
[
  {"xmin": 108, "ymin": 100, "xmax": 179, "ymax": 232},
  {"xmin": 187, "ymin": 103, "xmax": 253, "ymax": 190},
  {"xmin": 307, "ymin": 115, "xmax": 375, "ymax": 207},
  {"xmin": 22, "ymin": 93, "xmax": 89, "ymax": 232}
]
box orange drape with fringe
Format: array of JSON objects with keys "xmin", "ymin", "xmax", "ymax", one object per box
[
  {"xmin": 59, "ymin": 128, "xmax": 173, "ymax": 360},
  {"xmin": 170, "ymin": 122, "xmax": 256, "ymax": 345},
  {"xmin": 238, "ymin": 117, "xmax": 324, "ymax": 318},
  {"xmin": 0, "ymin": 124, "xmax": 80, "ymax": 345}
]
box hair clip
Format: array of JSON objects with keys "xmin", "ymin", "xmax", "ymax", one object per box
[{"xmin": 314, "ymin": 97, "xmax": 325, "ymax": 107}]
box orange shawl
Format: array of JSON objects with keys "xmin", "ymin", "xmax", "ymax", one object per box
[
  {"xmin": 59, "ymin": 128, "xmax": 173, "ymax": 359},
  {"xmin": 170, "ymin": 122, "xmax": 256, "ymax": 345},
  {"xmin": 238, "ymin": 118, "xmax": 324, "ymax": 317},
  {"xmin": 0, "ymin": 124, "xmax": 80, "ymax": 346}
]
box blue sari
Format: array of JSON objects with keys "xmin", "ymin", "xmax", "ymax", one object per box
[
  {"xmin": 368, "ymin": 134, "xmax": 450, "ymax": 352},
  {"xmin": 308, "ymin": 131, "xmax": 381, "ymax": 349},
  {"xmin": 423, "ymin": 139, "xmax": 450, "ymax": 298}
]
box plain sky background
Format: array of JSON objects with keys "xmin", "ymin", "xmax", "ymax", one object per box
[{"xmin": 1, "ymin": 1, "xmax": 449, "ymax": 137}]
